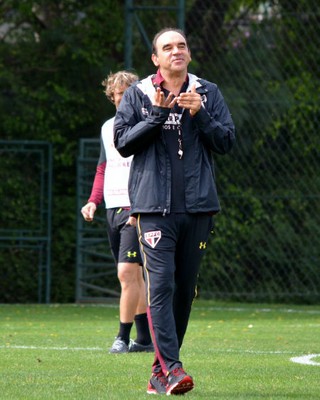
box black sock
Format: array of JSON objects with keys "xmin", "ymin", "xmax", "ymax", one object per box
[
  {"xmin": 117, "ymin": 322, "xmax": 133, "ymax": 345},
  {"xmin": 134, "ymin": 313, "xmax": 152, "ymax": 345}
]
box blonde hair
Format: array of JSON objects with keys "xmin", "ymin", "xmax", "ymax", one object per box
[{"xmin": 101, "ymin": 70, "xmax": 138, "ymax": 104}]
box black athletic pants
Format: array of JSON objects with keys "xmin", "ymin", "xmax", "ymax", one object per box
[{"xmin": 136, "ymin": 213, "xmax": 213, "ymax": 374}]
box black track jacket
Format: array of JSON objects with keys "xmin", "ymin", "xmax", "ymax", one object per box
[{"xmin": 114, "ymin": 73, "xmax": 236, "ymax": 216}]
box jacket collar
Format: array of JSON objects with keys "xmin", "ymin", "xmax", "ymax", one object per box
[
  {"xmin": 137, "ymin": 72, "xmax": 203, "ymax": 103},
  {"xmin": 152, "ymin": 69, "xmax": 189, "ymax": 87}
]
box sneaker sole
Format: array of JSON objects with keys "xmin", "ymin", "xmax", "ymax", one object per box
[
  {"xmin": 129, "ymin": 341, "xmax": 154, "ymax": 353},
  {"xmin": 147, "ymin": 386, "xmax": 166, "ymax": 395},
  {"xmin": 146, "ymin": 389, "xmax": 158, "ymax": 395},
  {"xmin": 166, "ymin": 375, "xmax": 194, "ymax": 395},
  {"xmin": 129, "ymin": 348, "xmax": 154, "ymax": 353}
]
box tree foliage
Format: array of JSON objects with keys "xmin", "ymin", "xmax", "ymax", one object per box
[
  {"xmin": 0, "ymin": 0, "xmax": 125, "ymax": 302},
  {"xmin": 189, "ymin": 0, "xmax": 320, "ymax": 302},
  {"xmin": 0, "ymin": 0, "xmax": 319, "ymax": 302}
]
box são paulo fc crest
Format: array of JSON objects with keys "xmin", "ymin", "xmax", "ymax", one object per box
[{"xmin": 144, "ymin": 230, "xmax": 161, "ymax": 248}]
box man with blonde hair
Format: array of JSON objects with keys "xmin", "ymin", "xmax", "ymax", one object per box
[{"xmin": 81, "ymin": 71, "xmax": 153, "ymax": 354}]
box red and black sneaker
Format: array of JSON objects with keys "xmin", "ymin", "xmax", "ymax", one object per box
[
  {"xmin": 147, "ymin": 371, "xmax": 168, "ymax": 395},
  {"xmin": 166, "ymin": 367, "xmax": 194, "ymax": 395}
]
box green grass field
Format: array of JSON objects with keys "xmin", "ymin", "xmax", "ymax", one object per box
[{"xmin": 1, "ymin": 300, "xmax": 320, "ymax": 399}]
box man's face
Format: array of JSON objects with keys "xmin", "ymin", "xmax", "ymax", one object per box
[
  {"xmin": 152, "ymin": 31, "xmax": 191, "ymax": 73},
  {"xmin": 113, "ymin": 85, "xmax": 128, "ymax": 109}
]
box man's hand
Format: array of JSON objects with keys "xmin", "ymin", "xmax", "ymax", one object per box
[
  {"xmin": 126, "ymin": 215, "xmax": 137, "ymax": 227},
  {"xmin": 81, "ymin": 202, "xmax": 97, "ymax": 222},
  {"xmin": 177, "ymin": 83, "xmax": 201, "ymax": 116},
  {"xmin": 153, "ymin": 87, "xmax": 177, "ymax": 108}
]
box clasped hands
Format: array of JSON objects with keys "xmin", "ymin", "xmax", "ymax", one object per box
[{"xmin": 153, "ymin": 83, "xmax": 201, "ymax": 116}]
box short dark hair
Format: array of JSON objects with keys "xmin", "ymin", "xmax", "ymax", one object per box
[{"xmin": 152, "ymin": 27, "xmax": 188, "ymax": 55}]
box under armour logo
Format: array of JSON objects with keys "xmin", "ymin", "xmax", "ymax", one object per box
[
  {"xmin": 199, "ymin": 242, "xmax": 207, "ymax": 249},
  {"xmin": 127, "ymin": 251, "xmax": 137, "ymax": 258}
]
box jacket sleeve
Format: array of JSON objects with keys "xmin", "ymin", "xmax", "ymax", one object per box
[
  {"xmin": 113, "ymin": 86, "xmax": 170, "ymax": 158},
  {"xmin": 193, "ymin": 85, "xmax": 236, "ymax": 155},
  {"xmin": 87, "ymin": 136, "xmax": 105, "ymax": 205},
  {"xmin": 87, "ymin": 161, "xmax": 105, "ymax": 205}
]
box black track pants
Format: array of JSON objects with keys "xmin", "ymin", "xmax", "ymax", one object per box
[{"xmin": 136, "ymin": 213, "xmax": 213, "ymax": 374}]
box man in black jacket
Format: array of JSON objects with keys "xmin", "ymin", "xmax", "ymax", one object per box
[{"xmin": 114, "ymin": 27, "xmax": 235, "ymax": 395}]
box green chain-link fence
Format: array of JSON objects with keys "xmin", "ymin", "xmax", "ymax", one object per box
[
  {"xmin": 77, "ymin": 1, "xmax": 320, "ymax": 303},
  {"xmin": 183, "ymin": 1, "xmax": 320, "ymax": 302},
  {"xmin": 3, "ymin": 1, "xmax": 317, "ymax": 303},
  {"xmin": 76, "ymin": 139, "xmax": 120, "ymax": 302},
  {"xmin": 0, "ymin": 141, "xmax": 52, "ymax": 303}
]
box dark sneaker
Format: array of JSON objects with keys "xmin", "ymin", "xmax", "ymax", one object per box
[
  {"xmin": 147, "ymin": 371, "xmax": 167, "ymax": 395},
  {"xmin": 109, "ymin": 337, "xmax": 129, "ymax": 354},
  {"xmin": 166, "ymin": 367, "xmax": 194, "ymax": 395},
  {"xmin": 129, "ymin": 339, "xmax": 154, "ymax": 353}
]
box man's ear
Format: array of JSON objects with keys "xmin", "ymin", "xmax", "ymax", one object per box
[{"xmin": 151, "ymin": 53, "xmax": 159, "ymax": 67}]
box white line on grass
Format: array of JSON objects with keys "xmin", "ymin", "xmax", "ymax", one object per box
[
  {"xmin": 61, "ymin": 303, "xmax": 320, "ymax": 315},
  {"xmin": 0, "ymin": 345, "xmax": 293, "ymax": 353},
  {"xmin": 0, "ymin": 345, "xmax": 312, "ymax": 357},
  {"xmin": 2, "ymin": 345, "xmax": 319, "ymax": 366},
  {"xmin": 192, "ymin": 306, "xmax": 320, "ymax": 315},
  {"xmin": 0, "ymin": 345, "xmax": 104, "ymax": 351},
  {"xmin": 290, "ymin": 354, "xmax": 320, "ymax": 366},
  {"xmin": 0, "ymin": 346, "xmax": 292, "ymax": 354}
]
